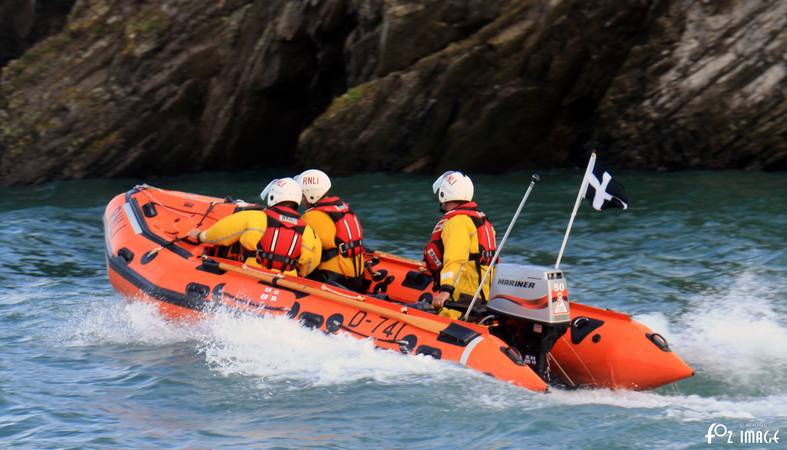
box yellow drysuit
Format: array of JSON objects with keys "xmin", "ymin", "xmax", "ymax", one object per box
[
  {"xmin": 198, "ymin": 210, "xmax": 321, "ymax": 277},
  {"xmin": 434, "ymin": 214, "xmax": 494, "ymax": 319},
  {"xmin": 301, "ymin": 209, "xmax": 364, "ymax": 278}
]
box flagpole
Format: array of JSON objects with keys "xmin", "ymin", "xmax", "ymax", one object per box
[
  {"xmin": 461, "ymin": 173, "xmax": 540, "ymax": 321},
  {"xmin": 555, "ymin": 152, "xmax": 596, "ymax": 269}
]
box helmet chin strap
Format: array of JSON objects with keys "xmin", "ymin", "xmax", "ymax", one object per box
[{"xmin": 440, "ymin": 201, "xmax": 463, "ymax": 213}]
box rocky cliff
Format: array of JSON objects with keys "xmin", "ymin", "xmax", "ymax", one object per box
[
  {"xmin": 0, "ymin": 0, "xmax": 74, "ymax": 68},
  {"xmin": 0, "ymin": 0, "xmax": 784, "ymax": 185}
]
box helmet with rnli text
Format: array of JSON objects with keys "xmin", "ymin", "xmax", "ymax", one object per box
[
  {"xmin": 432, "ymin": 171, "xmax": 474, "ymax": 203},
  {"xmin": 260, "ymin": 178, "xmax": 302, "ymax": 207},
  {"xmin": 295, "ymin": 169, "xmax": 331, "ymax": 205}
]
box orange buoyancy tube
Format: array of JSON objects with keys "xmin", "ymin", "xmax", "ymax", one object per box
[
  {"xmin": 256, "ymin": 206, "xmax": 306, "ymax": 272},
  {"xmin": 311, "ymin": 196, "xmax": 365, "ymax": 262},
  {"xmin": 423, "ymin": 202, "xmax": 496, "ymax": 275}
]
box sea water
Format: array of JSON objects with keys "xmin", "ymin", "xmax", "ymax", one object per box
[{"xmin": 0, "ymin": 170, "xmax": 785, "ymax": 449}]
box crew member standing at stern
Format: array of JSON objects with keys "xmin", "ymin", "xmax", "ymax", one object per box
[
  {"xmin": 295, "ymin": 169, "xmax": 366, "ymax": 291},
  {"xmin": 424, "ymin": 171, "xmax": 497, "ymax": 319}
]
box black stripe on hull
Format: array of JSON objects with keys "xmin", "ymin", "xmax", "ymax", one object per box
[{"xmin": 107, "ymin": 253, "xmax": 206, "ymax": 310}]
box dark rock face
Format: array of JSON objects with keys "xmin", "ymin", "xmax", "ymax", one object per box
[
  {"xmin": 0, "ymin": 0, "xmax": 784, "ymax": 185},
  {"xmin": 299, "ymin": 0, "xmax": 657, "ymax": 174},
  {"xmin": 0, "ymin": 0, "xmax": 354, "ymax": 184},
  {"xmin": 0, "ymin": 0, "xmax": 75, "ymax": 69},
  {"xmin": 0, "ymin": 0, "xmax": 39, "ymax": 69},
  {"xmin": 595, "ymin": 0, "xmax": 787, "ymax": 170}
]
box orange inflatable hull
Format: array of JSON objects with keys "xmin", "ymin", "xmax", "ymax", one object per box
[
  {"xmin": 364, "ymin": 254, "xmax": 694, "ymax": 390},
  {"xmin": 103, "ymin": 185, "xmax": 692, "ymax": 392}
]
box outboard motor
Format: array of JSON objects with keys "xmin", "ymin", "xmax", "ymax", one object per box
[{"xmin": 487, "ymin": 264, "xmax": 571, "ymax": 382}]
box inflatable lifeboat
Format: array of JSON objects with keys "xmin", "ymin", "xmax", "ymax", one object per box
[{"xmin": 103, "ymin": 185, "xmax": 693, "ymax": 392}]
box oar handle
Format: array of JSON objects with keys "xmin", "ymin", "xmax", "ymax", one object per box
[{"xmin": 371, "ymin": 251, "xmax": 424, "ymax": 267}]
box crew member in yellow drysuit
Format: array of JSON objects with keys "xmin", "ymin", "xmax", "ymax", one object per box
[
  {"xmin": 295, "ymin": 169, "xmax": 365, "ymax": 291},
  {"xmin": 187, "ymin": 178, "xmax": 321, "ymax": 277},
  {"xmin": 423, "ymin": 171, "xmax": 497, "ymax": 319}
]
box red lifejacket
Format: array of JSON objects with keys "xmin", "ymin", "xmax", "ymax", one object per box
[
  {"xmin": 256, "ymin": 206, "xmax": 306, "ymax": 272},
  {"xmin": 311, "ymin": 196, "xmax": 365, "ymax": 262},
  {"xmin": 423, "ymin": 202, "xmax": 497, "ymax": 275}
]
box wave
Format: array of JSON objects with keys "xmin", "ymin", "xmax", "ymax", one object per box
[
  {"xmin": 63, "ymin": 299, "xmax": 458, "ymax": 388},
  {"xmin": 197, "ymin": 310, "xmax": 457, "ymax": 388},
  {"xmin": 546, "ymin": 389, "xmax": 787, "ymax": 421},
  {"xmin": 61, "ymin": 291, "xmax": 786, "ymax": 423},
  {"xmin": 64, "ymin": 300, "xmax": 205, "ymax": 346},
  {"xmin": 635, "ymin": 271, "xmax": 787, "ymax": 396},
  {"xmin": 470, "ymin": 385, "xmax": 787, "ymax": 422}
]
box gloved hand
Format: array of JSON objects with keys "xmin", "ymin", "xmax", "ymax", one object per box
[
  {"xmin": 432, "ymin": 291, "xmax": 451, "ymax": 310},
  {"xmin": 184, "ymin": 228, "xmax": 201, "ymax": 244}
]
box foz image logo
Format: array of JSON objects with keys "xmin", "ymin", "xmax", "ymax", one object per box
[
  {"xmin": 705, "ymin": 423, "xmax": 780, "ymax": 445},
  {"xmin": 706, "ymin": 423, "xmax": 732, "ymax": 444}
]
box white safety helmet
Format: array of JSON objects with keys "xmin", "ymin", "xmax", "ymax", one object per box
[
  {"xmin": 260, "ymin": 177, "xmax": 302, "ymax": 207},
  {"xmin": 432, "ymin": 171, "xmax": 474, "ymax": 203},
  {"xmin": 295, "ymin": 169, "xmax": 332, "ymax": 205}
]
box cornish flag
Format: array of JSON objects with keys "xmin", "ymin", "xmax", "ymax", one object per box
[{"xmin": 583, "ymin": 154, "xmax": 628, "ymax": 211}]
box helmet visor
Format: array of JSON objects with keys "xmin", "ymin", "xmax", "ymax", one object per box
[{"xmin": 259, "ymin": 179, "xmax": 277, "ymax": 203}]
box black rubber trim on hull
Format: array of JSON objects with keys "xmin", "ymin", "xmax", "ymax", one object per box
[
  {"xmin": 107, "ymin": 253, "xmax": 206, "ymax": 310},
  {"xmin": 124, "ymin": 188, "xmax": 192, "ymax": 259},
  {"xmin": 437, "ymin": 322, "xmax": 480, "ymax": 347},
  {"xmin": 570, "ymin": 316, "xmax": 605, "ymax": 345},
  {"xmin": 108, "ymin": 253, "xmax": 291, "ymax": 314}
]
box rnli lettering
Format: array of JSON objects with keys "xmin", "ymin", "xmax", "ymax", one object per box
[
  {"xmin": 497, "ymin": 278, "xmax": 536, "ymax": 289},
  {"xmin": 302, "ymin": 176, "xmax": 319, "ymax": 185},
  {"xmin": 426, "ymin": 248, "xmax": 441, "ymax": 268},
  {"xmin": 108, "ymin": 205, "xmax": 126, "ymax": 238},
  {"xmin": 109, "ymin": 206, "xmax": 122, "ymax": 227},
  {"xmin": 278, "ymin": 214, "xmax": 298, "ymax": 224}
]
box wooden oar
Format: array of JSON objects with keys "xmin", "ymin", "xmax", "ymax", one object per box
[
  {"xmin": 212, "ymin": 260, "xmax": 447, "ymax": 334},
  {"xmin": 370, "ymin": 251, "xmax": 424, "ymax": 268}
]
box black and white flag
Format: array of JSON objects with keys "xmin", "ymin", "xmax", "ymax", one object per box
[{"xmin": 583, "ymin": 155, "xmax": 628, "ymax": 211}]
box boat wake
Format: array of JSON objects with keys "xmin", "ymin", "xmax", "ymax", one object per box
[
  {"xmin": 62, "ymin": 276, "xmax": 787, "ymax": 423},
  {"xmin": 64, "ymin": 299, "xmax": 460, "ymax": 388},
  {"xmin": 546, "ymin": 389, "xmax": 787, "ymax": 421},
  {"xmin": 197, "ymin": 309, "xmax": 460, "ymax": 388},
  {"xmin": 65, "ymin": 300, "xmax": 204, "ymax": 346},
  {"xmin": 636, "ymin": 270, "xmax": 787, "ymax": 397}
]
